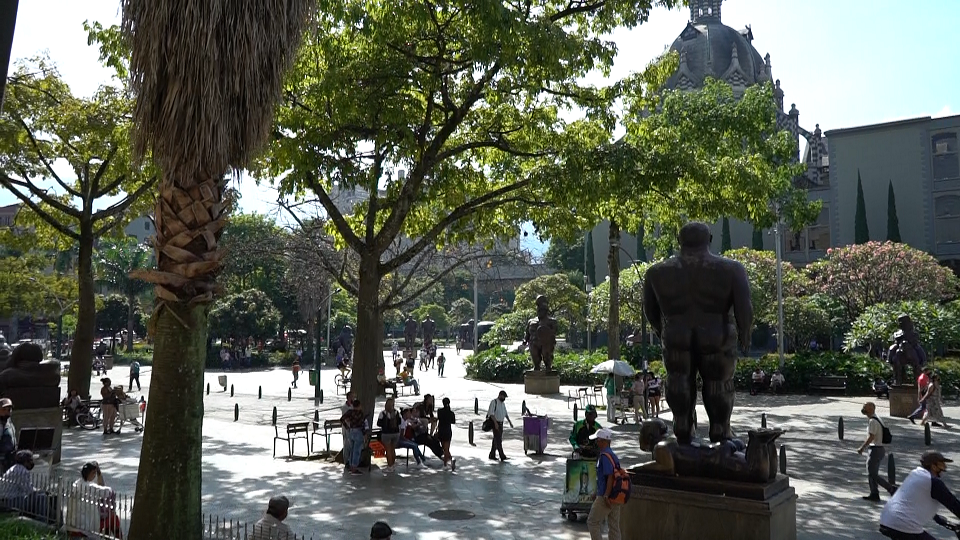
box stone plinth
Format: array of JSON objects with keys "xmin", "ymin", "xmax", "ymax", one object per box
[
  {"xmin": 524, "ymin": 371, "xmax": 560, "ymax": 394},
  {"xmin": 890, "ymin": 385, "xmax": 919, "ymax": 418},
  {"xmin": 3, "ymin": 387, "xmax": 60, "ymax": 411},
  {"xmin": 11, "ymin": 406, "xmax": 64, "ymax": 465},
  {"xmin": 621, "ymin": 475, "xmax": 797, "ymax": 540}
]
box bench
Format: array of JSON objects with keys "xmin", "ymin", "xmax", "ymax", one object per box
[
  {"xmin": 16, "ymin": 427, "xmax": 57, "ymax": 458},
  {"xmin": 313, "ymin": 419, "xmax": 343, "ymax": 454},
  {"xmin": 273, "ymin": 422, "xmax": 310, "ymax": 458},
  {"xmin": 810, "ymin": 375, "xmax": 848, "ymax": 394}
]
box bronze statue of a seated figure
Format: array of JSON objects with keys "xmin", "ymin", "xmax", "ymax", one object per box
[{"xmin": 0, "ymin": 342, "xmax": 61, "ymax": 393}]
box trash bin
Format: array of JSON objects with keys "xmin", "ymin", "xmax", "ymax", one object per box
[
  {"xmin": 309, "ymin": 369, "xmax": 319, "ymax": 386},
  {"xmin": 523, "ymin": 415, "xmax": 550, "ymax": 455}
]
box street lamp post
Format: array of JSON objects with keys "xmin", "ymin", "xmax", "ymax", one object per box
[
  {"xmin": 772, "ymin": 220, "xmax": 786, "ymax": 370},
  {"xmin": 473, "ymin": 271, "xmax": 479, "ymax": 354}
]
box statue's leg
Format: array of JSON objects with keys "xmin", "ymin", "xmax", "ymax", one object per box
[
  {"xmin": 699, "ymin": 349, "xmax": 737, "ymax": 442},
  {"xmin": 530, "ymin": 344, "xmax": 542, "ymax": 371},
  {"xmin": 664, "ymin": 348, "xmax": 696, "ymax": 444}
]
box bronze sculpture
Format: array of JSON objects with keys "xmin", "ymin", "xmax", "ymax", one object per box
[
  {"xmin": 638, "ymin": 419, "xmax": 783, "ymax": 483},
  {"xmin": 888, "ymin": 314, "xmax": 928, "ymax": 386},
  {"xmin": 524, "ymin": 295, "xmax": 558, "ymax": 372},
  {"xmin": 643, "ymin": 222, "xmax": 753, "ymax": 444},
  {"xmin": 0, "ymin": 342, "xmax": 61, "ymax": 394},
  {"xmin": 403, "ymin": 316, "xmax": 417, "ymax": 350},
  {"xmin": 421, "ymin": 316, "xmax": 436, "ymax": 347}
]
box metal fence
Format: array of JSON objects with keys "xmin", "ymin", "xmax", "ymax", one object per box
[{"xmin": 0, "ymin": 470, "xmax": 315, "ymax": 540}]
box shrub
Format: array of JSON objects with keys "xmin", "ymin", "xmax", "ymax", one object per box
[
  {"xmin": 464, "ymin": 347, "xmax": 611, "ymax": 385},
  {"xmin": 845, "ymin": 300, "xmax": 960, "ymax": 354},
  {"xmin": 112, "ymin": 350, "xmax": 154, "ymax": 366}
]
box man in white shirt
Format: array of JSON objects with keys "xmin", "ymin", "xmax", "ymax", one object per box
[
  {"xmin": 770, "ymin": 370, "xmax": 785, "ymax": 394},
  {"xmin": 859, "ymin": 401, "xmax": 895, "ymax": 502},
  {"xmin": 880, "ymin": 451, "xmax": 960, "ymax": 539},
  {"xmin": 251, "ymin": 495, "xmax": 294, "ymax": 540},
  {"xmin": 65, "ymin": 462, "xmax": 116, "ymax": 537},
  {"xmin": 487, "ymin": 390, "xmax": 512, "ymax": 461}
]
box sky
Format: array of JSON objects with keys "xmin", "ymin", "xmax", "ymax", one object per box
[{"xmin": 3, "ymin": 0, "xmax": 959, "ymax": 255}]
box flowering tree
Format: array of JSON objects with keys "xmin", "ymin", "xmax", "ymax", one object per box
[
  {"xmin": 808, "ymin": 242, "xmax": 959, "ymax": 323},
  {"xmin": 589, "ymin": 262, "xmax": 653, "ymax": 331},
  {"xmin": 723, "ymin": 249, "xmax": 808, "ymax": 327},
  {"xmin": 844, "ymin": 300, "xmax": 960, "ymax": 354}
]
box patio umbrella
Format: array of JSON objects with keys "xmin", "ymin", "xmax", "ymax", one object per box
[{"xmin": 590, "ymin": 359, "xmax": 636, "ymax": 377}]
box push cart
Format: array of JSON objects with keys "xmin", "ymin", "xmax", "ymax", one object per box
[
  {"xmin": 560, "ymin": 457, "xmax": 597, "ymax": 521},
  {"xmin": 117, "ymin": 400, "xmax": 144, "ymax": 433},
  {"xmin": 523, "ymin": 415, "xmax": 550, "ymax": 455}
]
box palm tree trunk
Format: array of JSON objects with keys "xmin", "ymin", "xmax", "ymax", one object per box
[
  {"xmin": 128, "ymin": 303, "xmax": 205, "ymax": 540},
  {"xmin": 126, "ymin": 293, "xmax": 136, "ymax": 352},
  {"xmin": 353, "ymin": 253, "xmax": 383, "ymax": 413},
  {"xmin": 69, "ymin": 223, "xmax": 96, "ymax": 398}
]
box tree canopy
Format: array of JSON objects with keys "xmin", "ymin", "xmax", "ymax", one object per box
[{"xmin": 208, "ymin": 289, "xmax": 282, "ymax": 344}]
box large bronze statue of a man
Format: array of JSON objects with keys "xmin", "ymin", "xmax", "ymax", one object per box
[
  {"xmin": 524, "ymin": 295, "xmax": 558, "ymax": 372},
  {"xmin": 403, "ymin": 316, "xmax": 418, "ymax": 349},
  {"xmin": 643, "ymin": 222, "xmax": 753, "ymax": 444},
  {"xmin": 421, "ymin": 316, "xmax": 436, "ymax": 347}
]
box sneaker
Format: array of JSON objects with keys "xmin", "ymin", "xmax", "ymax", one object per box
[
  {"xmin": 862, "ymin": 494, "xmax": 881, "ymax": 502},
  {"xmin": 413, "ymin": 462, "xmax": 424, "ymax": 469}
]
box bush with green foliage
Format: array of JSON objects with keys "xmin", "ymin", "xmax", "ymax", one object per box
[
  {"xmin": 0, "ymin": 517, "xmax": 60, "ymax": 539},
  {"xmin": 410, "ymin": 304, "xmax": 450, "ymax": 333},
  {"xmin": 464, "ymin": 347, "xmax": 611, "ymax": 385},
  {"xmin": 208, "ymin": 289, "xmax": 281, "ymax": 343},
  {"xmin": 844, "ymin": 300, "xmax": 960, "ymax": 354}
]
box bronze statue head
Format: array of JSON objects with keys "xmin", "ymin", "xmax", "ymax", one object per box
[
  {"xmin": 639, "ymin": 418, "xmax": 669, "ymax": 451},
  {"xmin": 10, "ymin": 343, "xmax": 44, "ymax": 367},
  {"xmin": 678, "ymin": 222, "xmax": 712, "ymax": 249},
  {"xmin": 535, "ymin": 295, "xmax": 550, "ymax": 316}
]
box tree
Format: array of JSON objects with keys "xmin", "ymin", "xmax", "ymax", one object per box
[
  {"xmin": 585, "ymin": 232, "xmax": 597, "ymax": 286},
  {"xmin": 752, "ymin": 226, "xmax": 764, "ymax": 250},
  {"xmin": 723, "ymin": 248, "xmax": 808, "ymax": 328},
  {"xmin": 779, "ymin": 296, "xmax": 832, "ymax": 352},
  {"xmin": 808, "ymin": 241, "xmax": 959, "ymax": 324},
  {"xmin": 721, "ymin": 217, "xmax": 732, "ymax": 253},
  {"xmin": 844, "ymin": 300, "xmax": 960, "ymax": 355},
  {"xmin": 448, "ymin": 298, "xmax": 474, "ymax": 326},
  {"xmin": 544, "ymin": 235, "xmax": 584, "ymax": 274},
  {"xmin": 95, "ymin": 295, "xmax": 129, "ymax": 348},
  {"xmin": 0, "ymin": 58, "xmax": 157, "ymax": 397},
  {"xmin": 254, "ymin": 0, "xmax": 684, "ymax": 413},
  {"xmin": 514, "ymin": 273, "xmax": 588, "ymax": 332},
  {"xmin": 589, "ymin": 262, "xmax": 653, "ymax": 331},
  {"xmin": 208, "ymin": 290, "xmax": 281, "ymax": 344},
  {"xmin": 0, "ymin": 255, "xmax": 77, "ymax": 320},
  {"xmin": 118, "ymin": 2, "xmax": 313, "ymax": 538},
  {"xmin": 887, "ymin": 180, "xmax": 902, "ymax": 243},
  {"xmin": 96, "ymin": 238, "xmax": 153, "ymax": 351},
  {"xmin": 855, "ymin": 170, "xmax": 869, "ymax": 244},
  {"xmin": 410, "ymin": 304, "xmax": 450, "ymax": 335}
]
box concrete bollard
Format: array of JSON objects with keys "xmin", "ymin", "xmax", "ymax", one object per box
[
  {"xmin": 272, "ymin": 407, "xmax": 277, "ymax": 426},
  {"xmin": 468, "ymin": 421, "xmax": 475, "ymax": 446},
  {"xmin": 288, "ymin": 388, "xmax": 292, "ymax": 402},
  {"xmin": 206, "ymin": 383, "xmax": 210, "ymax": 395},
  {"xmin": 779, "ymin": 444, "xmax": 786, "ymax": 475},
  {"xmin": 320, "ymin": 389, "xmax": 324, "ymax": 404},
  {"xmin": 259, "ymin": 386, "xmax": 262, "ymax": 399},
  {"xmin": 838, "ymin": 417, "xmax": 844, "ymax": 440},
  {"xmin": 234, "ymin": 403, "xmax": 239, "ymax": 422},
  {"xmin": 888, "ymin": 453, "xmax": 896, "ymax": 486},
  {"xmin": 475, "ymin": 398, "xmax": 479, "ymax": 415},
  {"xmin": 761, "ymin": 413, "xmax": 767, "ymax": 428},
  {"xmin": 925, "ymin": 423, "xmax": 932, "ymax": 446},
  {"xmin": 230, "ymin": 384, "xmax": 234, "ymax": 398},
  {"xmin": 573, "ymin": 403, "xmax": 579, "ymax": 422},
  {"xmin": 314, "ymin": 409, "xmax": 320, "ymax": 424},
  {"xmin": 522, "ymin": 400, "xmax": 528, "ymax": 416}
]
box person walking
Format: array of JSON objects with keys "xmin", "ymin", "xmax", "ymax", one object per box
[
  {"xmin": 487, "ymin": 390, "xmax": 512, "ymax": 461},
  {"xmin": 909, "ymin": 367, "xmax": 932, "ymax": 423},
  {"xmin": 604, "ymin": 373, "xmax": 618, "ymax": 424},
  {"xmin": 587, "ymin": 428, "xmax": 622, "ymax": 540},
  {"xmin": 377, "ymin": 398, "xmax": 401, "ymax": 474},
  {"xmin": 922, "ymin": 373, "xmax": 950, "ymax": 429},
  {"xmin": 437, "ymin": 397, "xmax": 456, "ymax": 471},
  {"xmin": 291, "ymin": 359, "xmax": 301, "ymax": 389},
  {"xmin": 437, "ymin": 352, "xmax": 446, "ymax": 377},
  {"xmin": 128, "ymin": 360, "xmax": 141, "ymax": 392},
  {"xmin": 859, "ymin": 402, "xmax": 896, "ymax": 502}
]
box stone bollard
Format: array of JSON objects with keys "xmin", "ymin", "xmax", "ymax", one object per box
[
  {"xmin": 888, "ymin": 453, "xmax": 896, "ymax": 486},
  {"xmin": 206, "ymin": 383, "xmax": 210, "ymax": 395},
  {"xmin": 288, "ymin": 388, "xmax": 292, "ymax": 402},
  {"xmin": 272, "ymin": 407, "xmax": 277, "ymax": 426},
  {"xmin": 258, "ymin": 386, "xmax": 262, "ymax": 399},
  {"xmin": 761, "ymin": 413, "xmax": 767, "ymax": 428},
  {"xmin": 522, "ymin": 400, "xmax": 528, "ymax": 416},
  {"xmin": 234, "ymin": 403, "xmax": 239, "ymax": 422},
  {"xmin": 925, "ymin": 423, "xmax": 932, "ymax": 446},
  {"xmin": 468, "ymin": 421, "xmax": 475, "ymax": 446},
  {"xmin": 320, "ymin": 389, "xmax": 324, "ymax": 404},
  {"xmin": 573, "ymin": 403, "xmax": 579, "ymax": 422},
  {"xmin": 230, "ymin": 384, "xmax": 234, "ymax": 398},
  {"xmin": 779, "ymin": 444, "xmax": 786, "ymax": 475},
  {"xmin": 838, "ymin": 417, "xmax": 844, "ymax": 440},
  {"xmin": 475, "ymin": 397, "xmax": 479, "ymax": 415}
]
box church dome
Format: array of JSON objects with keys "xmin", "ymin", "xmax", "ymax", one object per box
[{"xmin": 664, "ymin": 0, "xmax": 771, "ymax": 93}]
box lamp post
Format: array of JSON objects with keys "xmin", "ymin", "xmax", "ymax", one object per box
[
  {"xmin": 473, "ymin": 271, "xmax": 479, "ymax": 354},
  {"xmin": 771, "ymin": 217, "xmax": 786, "ymax": 370},
  {"xmin": 325, "ymin": 287, "xmax": 341, "ymax": 364},
  {"xmin": 584, "ymin": 231, "xmax": 591, "ymax": 351}
]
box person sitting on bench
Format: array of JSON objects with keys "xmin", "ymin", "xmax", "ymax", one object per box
[
  {"xmin": 399, "ymin": 368, "xmax": 420, "ymax": 395},
  {"xmin": 397, "ymin": 409, "xmax": 426, "ymax": 467}
]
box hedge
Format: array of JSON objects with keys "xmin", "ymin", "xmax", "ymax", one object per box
[{"xmin": 464, "ymin": 347, "xmax": 612, "ymax": 385}]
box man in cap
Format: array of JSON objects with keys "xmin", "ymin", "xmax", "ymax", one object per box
[
  {"xmin": 587, "ymin": 428, "xmax": 621, "ymax": 540},
  {"xmin": 370, "ymin": 521, "xmax": 393, "ymax": 539},
  {"xmin": 569, "ymin": 405, "xmax": 603, "ymax": 457},
  {"xmin": 251, "ymin": 495, "xmax": 293, "ymax": 540},
  {"xmin": 487, "ymin": 390, "xmax": 512, "ymax": 461},
  {"xmin": 0, "ymin": 397, "xmax": 15, "ymax": 472},
  {"xmin": 880, "ymin": 450, "xmax": 960, "ymax": 539},
  {"xmin": 0, "ymin": 450, "xmax": 47, "ymax": 517}
]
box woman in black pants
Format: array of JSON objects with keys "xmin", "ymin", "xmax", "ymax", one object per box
[{"xmin": 437, "ymin": 397, "xmax": 456, "ymax": 470}]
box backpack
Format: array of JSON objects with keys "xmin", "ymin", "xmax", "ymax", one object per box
[
  {"xmin": 601, "ymin": 452, "xmax": 632, "ymax": 505},
  {"xmin": 873, "ymin": 416, "xmax": 893, "ymax": 444}
]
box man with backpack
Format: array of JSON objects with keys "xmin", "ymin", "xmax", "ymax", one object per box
[
  {"xmin": 860, "ymin": 401, "xmax": 896, "ymax": 502},
  {"xmin": 587, "ymin": 428, "xmax": 626, "ymax": 540}
]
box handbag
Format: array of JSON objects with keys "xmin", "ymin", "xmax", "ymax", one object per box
[{"xmin": 482, "ymin": 417, "xmax": 494, "ymax": 432}]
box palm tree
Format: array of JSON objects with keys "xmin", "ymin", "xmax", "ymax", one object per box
[
  {"xmin": 95, "ymin": 238, "xmax": 153, "ymax": 352},
  {"xmin": 120, "ymin": 2, "xmax": 313, "ymax": 538}
]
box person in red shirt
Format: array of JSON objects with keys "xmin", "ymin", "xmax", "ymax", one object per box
[
  {"xmin": 291, "ymin": 360, "xmax": 301, "ymax": 389},
  {"xmin": 909, "ymin": 367, "xmax": 932, "ymax": 424}
]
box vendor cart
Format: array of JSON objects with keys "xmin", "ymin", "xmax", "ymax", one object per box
[
  {"xmin": 560, "ymin": 457, "xmax": 597, "ymax": 521},
  {"xmin": 523, "ymin": 415, "xmax": 550, "ymax": 455},
  {"xmin": 117, "ymin": 401, "xmax": 144, "ymax": 433}
]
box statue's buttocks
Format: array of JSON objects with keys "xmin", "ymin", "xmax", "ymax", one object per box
[{"xmin": 0, "ymin": 342, "xmax": 60, "ymax": 393}]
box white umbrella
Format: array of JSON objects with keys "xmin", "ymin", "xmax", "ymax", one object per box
[{"xmin": 590, "ymin": 359, "xmax": 636, "ymax": 377}]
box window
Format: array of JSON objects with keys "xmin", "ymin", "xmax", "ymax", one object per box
[
  {"xmin": 785, "ymin": 229, "xmax": 806, "ymax": 253},
  {"xmin": 935, "ymin": 194, "xmax": 960, "ymax": 244},
  {"xmin": 144, "ymin": 221, "xmax": 151, "ymax": 231},
  {"xmin": 808, "ymin": 207, "xmax": 831, "ymax": 250},
  {"xmin": 933, "ymin": 133, "xmax": 959, "ymax": 180}
]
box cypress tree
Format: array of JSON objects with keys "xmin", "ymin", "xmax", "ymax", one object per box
[
  {"xmin": 721, "ymin": 217, "xmax": 732, "ymax": 253},
  {"xmin": 636, "ymin": 224, "xmax": 647, "ymax": 262},
  {"xmin": 887, "ymin": 180, "xmax": 902, "ymax": 243},
  {"xmin": 585, "ymin": 230, "xmax": 596, "ymax": 285},
  {"xmin": 752, "ymin": 226, "xmax": 764, "ymax": 250},
  {"xmin": 855, "ymin": 170, "xmax": 870, "ymax": 244}
]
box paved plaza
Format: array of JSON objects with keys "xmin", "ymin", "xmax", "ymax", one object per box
[{"xmin": 46, "ymin": 347, "xmax": 960, "ymax": 539}]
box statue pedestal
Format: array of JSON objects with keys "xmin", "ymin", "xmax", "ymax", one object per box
[
  {"xmin": 622, "ymin": 474, "xmax": 796, "ymax": 540},
  {"xmin": 889, "ymin": 385, "xmax": 919, "ymax": 418},
  {"xmin": 524, "ymin": 371, "xmax": 560, "ymax": 395},
  {"xmin": 10, "ymin": 406, "xmax": 64, "ymax": 465}
]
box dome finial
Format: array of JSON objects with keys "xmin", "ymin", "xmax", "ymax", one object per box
[{"xmin": 689, "ymin": 0, "xmax": 723, "ymax": 22}]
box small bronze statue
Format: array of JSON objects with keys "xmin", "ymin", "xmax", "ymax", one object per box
[
  {"xmin": 644, "ymin": 222, "xmax": 753, "ymax": 444},
  {"xmin": 888, "ymin": 314, "xmax": 928, "ymax": 386},
  {"xmin": 524, "ymin": 295, "xmax": 558, "ymax": 372},
  {"xmin": 637, "ymin": 419, "xmax": 783, "ymax": 483},
  {"xmin": 421, "ymin": 316, "xmax": 436, "ymax": 347},
  {"xmin": 403, "ymin": 316, "xmax": 417, "ymax": 350},
  {"xmin": 0, "ymin": 342, "xmax": 61, "ymax": 394}
]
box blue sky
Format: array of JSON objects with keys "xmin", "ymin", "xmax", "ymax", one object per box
[{"xmin": 3, "ymin": 0, "xmax": 958, "ymax": 254}]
